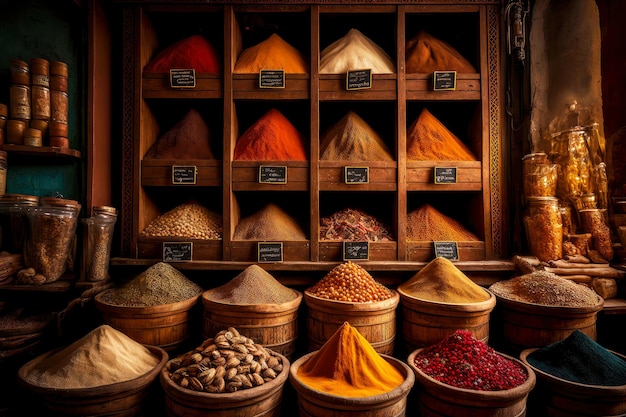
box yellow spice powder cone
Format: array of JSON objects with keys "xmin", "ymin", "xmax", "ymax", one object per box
[{"xmin": 234, "ymin": 33, "xmax": 308, "ymax": 74}]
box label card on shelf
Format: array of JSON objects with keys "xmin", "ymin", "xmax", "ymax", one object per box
[
  {"xmin": 172, "ymin": 165, "xmax": 197, "ymax": 184},
  {"xmin": 345, "ymin": 166, "xmax": 369, "ymax": 184},
  {"xmin": 433, "ymin": 71, "xmax": 457, "ymax": 91},
  {"xmin": 434, "ymin": 167, "xmax": 457, "ymax": 184},
  {"xmin": 343, "ymin": 241, "xmax": 369, "ymax": 260},
  {"xmin": 259, "ymin": 165, "xmax": 287, "ymax": 183},
  {"xmin": 258, "ymin": 242, "xmax": 283, "ymax": 262},
  {"xmin": 163, "ymin": 242, "xmax": 193, "ymax": 262},
  {"xmin": 170, "ymin": 69, "xmax": 196, "ymax": 88},
  {"xmin": 346, "ymin": 69, "xmax": 372, "ymax": 90},
  {"xmin": 434, "ymin": 241, "xmax": 459, "ymax": 261},
  {"xmin": 259, "ymin": 70, "xmax": 285, "ymax": 88}
]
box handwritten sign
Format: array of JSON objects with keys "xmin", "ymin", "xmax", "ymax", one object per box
[
  {"xmin": 434, "ymin": 167, "xmax": 457, "ymax": 184},
  {"xmin": 170, "ymin": 69, "xmax": 196, "ymax": 88},
  {"xmin": 345, "ymin": 166, "xmax": 369, "ymax": 184},
  {"xmin": 434, "ymin": 241, "xmax": 459, "ymax": 261},
  {"xmin": 258, "ymin": 242, "xmax": 283, "ymax": 262},
  {"xmin": 343, "ymin": 241, "xmax": 369, "ymax": 260},
  {"xmin": 163, "ymin": 242, "xmax": 193, "ymax": 262},
  {"xmin": 259, "ymin": 70, "xmax": 285, "ymax": 88},
  {"xmin": 259, "ymin": 165, "xmax": 287, "ymax": 184},
  {"xmin": 433, "ymin": 71, "xmax": 456, "ymax": 91},
  {"xmin": 346, "ymin": 69, "xmax": 372, "ymax": 90},
  {"xmin": 172, "ymin": 165, "xmax": 197, "ymax": 184}
]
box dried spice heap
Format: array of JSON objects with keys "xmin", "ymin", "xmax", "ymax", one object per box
[
  {"xmin": 405, "ymin": 31, "xmax": 476, "ymax": 74},
  {"xmin": 22, "ymin": 325, "xmax": 160, "ymax": 389},
  {"xmin": 307, "ymin": 261, "xmax": 393, "ymax": 303},
  {"xmin": 99, "ymin": 262, "xmax": 202, "ymax": 307},
  {"xmin": 234, "ymin": 33, "xmax": 308, "ymax": 74},
  {"xmin": 233, "ymin": 203, "xmax": 306, "ymax": 240},
  {"xmin": 407, "ymin": 109, "xmax": 476, "ymax": 161},
  {"xmin": 320, "ymin": 28, "xmax": 395, "ymax": 74},
  {"xmin": 144, "ymin": 109, "xmax": 216, "ymax": 160},
  {"xmin": 398, "ymin": 257, "xmax": 491, "ymax": 303},
  {"xmin": 204, "ymin": 265, "xmax": 299, "ymax": 305},
  {"xmin": 233, "ymin": 108, "xmax": 307, "ymax": 161},
  {"xmin": 320, "ymin": 111, "xmax": 394, "ymax": 161},
  {"xmin": 406, "ymin": 204, "xmax": 478, "ymax": 241},
  {"xmin": 144, "ymin": 34, "xmax": 221, "ymax": 74},
  {"xmin": 320, "ymin": 207, "xmax": 393, "ymax": 241},
  {"xmin": 140, "ymin": 201, "xmax": 222, "ymax": 240},
  {"xmin": 488, "ymin": 271, "xmax": 602, "ymax": 307},
  {"xmin": 414, "ymin": 330, "xmax": 528, "ymax": 391},
  {"xmin": 296, "ymin": 322, "xmax": 404, "ymax": 397}
]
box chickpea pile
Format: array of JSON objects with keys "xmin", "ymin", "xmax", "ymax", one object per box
[
  {"xmin": 140, "ymin": 202, "xmax": 222, "ymax": 239},
  {"xmin": 306, "ymin": 261, "xmax": 393, "ymax": 302}
]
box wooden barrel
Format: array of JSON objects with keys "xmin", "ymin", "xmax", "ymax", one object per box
[
  {"xmin": 160, "ymin": 352, "xmax": 289, "ymax": 417},
  {"xmin": 408, "ymin": 348, "xmax": 536, "ymax": 417},
  {"xmin": 289, "ymin": 351, "xmax": 415, "ymax": 417},
  {"xmin": 201, "ymin": 290, "xmax": 302, "ymax": 359},
  {"xmin": 398, "ymin": 288, "xmax": 496, "ymax": 351},
  {"xmin": 496, "ymin": 296, "xmax": 603, "ymax": 352},
  {"xmin": 17, "ymin": 345, "xmax": 167, "ymax": 417},
  {"xmin": 94, "ymin": 291, "xmax": 199, "ymax": 352},
  {"xmin": 520, "ymin": 348, "xmax": 626, "ymax": 416},
  {"xmin": 304, "ymin": 290, "xmax": 399, "ymax": 355}
]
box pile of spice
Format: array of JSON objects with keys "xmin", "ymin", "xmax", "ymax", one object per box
[
  {"xmin": 526, "ymin": 329, "xmax": 626, "ymax": 386},
  {"xmin": 233, "ymin": 203, "xmax": 306, "ymax": 240},
  {"xmin": 21, "ymin": 325, "xmax": 160, "ymax": 389},
  {"xmin": 407, "ymin": 109, "xmax": 477, "ymax": 161},
  {"xmin": 296, "ymin": 322, "xmax": 404, "ymax": 397},
  {"xmin": 413, "ymin": 329, "xmax": 528, "ymax": 391},
  {"xmin": 405, "ymin": 31, "xmax": 476, "ymax": 74},
  {"xmin": 319, "ymin": 28, "xmax": 395, "ymax": 74},
  {"xmin": 306, "ymin": 261, "xmax": 394, "ymax": 302},
  {"xmin": 398, "ymin": 257, "xmax": 491, "ymax": 303},
  {"xmin": 488, "ymin": 271, "xmax": 602, "ymax": 307},
  {"xmin": 233, "ymin": 33, "xmax": 308, "ymax": 74},
  {"xmin": 0, "ymin": 306, "xmax": 54, "ymax": 335},
  {"xmin": 406, "ymin": 204, "xmax": 479, "ymax": 241},
  {"xmin": 163, "ymin": 326, "xmax": 284, "ymax": 393},
  {"xmin": 319, "ymin": 111, "xmax": 394, "ymax": 161},
  {"xmin": 144, "ymin": 109, "xmax": 216, "ymax": 160},
  {"xmin": 233, "ymin": 108, "xmax": 307, "ymax": 161},
  {"xmin": 203, "ymin": 264, "xmax": 299, "ymax": 305},
  {"xmin": 144, "ymin": 34, "xmax": 221, "ymax": 73},
  {"xmin": 320, "ymin": 207, "xmax": 393, "ymax": 241},
  {"xmin": 98, "ymin": 262, "xmax": 202, "ymax": 307},
  {"xmin": 140, "ymin": 201, "xmax": 222, "ymax": 240}
]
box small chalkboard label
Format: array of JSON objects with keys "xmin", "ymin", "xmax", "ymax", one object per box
[
  {"xmin": 434, "ymin": 241, "xmax": 459, "ymax": 261},
  {"xmin": 259, "ymin": 165, "xmax": 287, "ymax": 184},
  {"xmin": 345, "ymin": 166, "xmax": 369, "ymax": 184},
  {"xmin": 163, "ymin": 242, "xmax": 193, "ymax": 262},
  {"xmin": 433, "ymin": 71, "xmax": 457, "ymax": 91},
  {"xmin": 434, "ymin": 167, "xmax": 457, "ymax": 184},
  {"xmin": 346, "ymin": 69, "xmax": 372, "ymax": 90},
  {"xmin": 343, "ymin": 241, "xmax": 369, "ymax": 260},
  {"xmin": 170, "ymin": 69, "xmax": 196, "ymax": 88},
  {"xmin": 259, "ymin": 70, "xmax": 285, "ymax": 88},
  {"xmin": 172, "ymin": 165, "xmax": 197, "ymax": 184},
  {"xmin": 258, "ymin": 242, "xmax": 283, "ymax": 262}
]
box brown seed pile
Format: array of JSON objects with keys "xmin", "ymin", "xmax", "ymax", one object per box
[
  {"xmin": 406, "ymin": 204, "xmax": 478, "ymax": 241},
  {"xmin": 233, "ymin": 203, "xmax": 306, "ymax": 241},
  {"xmin": 140, "ymin": 201, "xmax": 222, "ymax": 239},
  {"xmin": 164, "ymin": 327, "xmax": 283, "ymax": 393},
  {"xmin": 307, "ymin": 261, "xmax": 394, "ymax": 302},
  {"xmin": 489, "ymin": 271, "xmax": 602, "ymax": 307}
]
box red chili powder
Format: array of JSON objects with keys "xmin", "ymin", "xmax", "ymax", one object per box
[
  {"xmin": 234, "ymin": 108, "xmax": 307, "ymax": 161},
  {"xmin": 144, "ymin": 34, "xmax": 221, "ymax": 74},
  {"xmin": 406, "ymin": 31, "xmax": 476, "ymax": 74}
]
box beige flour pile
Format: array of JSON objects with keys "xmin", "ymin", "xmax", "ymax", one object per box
[
  {"xmin": 407, "ymin": 204, "xmax": 478, "ymax": 241},
  {"xmin": 406, "ymin": 31, "xmax": 476, "ymax": 74},
  {"xmin": 320, "ymin": 111, "xmax": 394, "ymax": 161},
  {"xmin": 233, "ymin": 203, "xmax": 307, "ymax": 240},
  {"xmin": 234, "ymin": 33, "xmax": 308, "ymax": 73},
  {"xmin": 320, "ymin": 28, "xmax": 395, "ymax": 74},
  {"xmin": 22, "ymin": 325, "xmax": 160, "ymax": 389}
]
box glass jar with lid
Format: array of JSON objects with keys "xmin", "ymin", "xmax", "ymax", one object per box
[
  {"xmin": 0, "ymin": 194, "xmax": 39, "ymax": 253},
  {"xmin": 523, "ymin": 196, "xmax": 562, "ymax": 262},
  {"xmin": 81, "ymin": 205, "xmax": 117, "ymax": 282}
]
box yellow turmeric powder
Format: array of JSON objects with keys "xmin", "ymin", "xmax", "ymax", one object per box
[{"xmin": 296, "ymin": 322, "xmax": 404, "ymax": 397}]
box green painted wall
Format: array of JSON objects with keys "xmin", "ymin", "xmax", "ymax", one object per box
[{"xmin": 0, "ymin": 0, "xmax": 84, "ymax": 202}]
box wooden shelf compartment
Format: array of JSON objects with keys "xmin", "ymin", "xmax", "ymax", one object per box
[
  {"xmin": 406, "ymin": 160, "xmax": 482, "ymax": 191},
  {"xmin": 137, "ymin": 237, "xmax": 222, "ymax": 260},
  {"xmin": 231, "ymin": 161, "xmax": 309, "ymax": 191},
  {"xmin": 318, "ymin": 161, "xmax": 398, "ymax": 191},
  {"xmin": 0, "ymin": 144, "xmax": 81, "ymax": 160},
  {"xmin": 142, "ymin": 73, "xmax": 223, "ymax": 99},
  {"xmin": 232, "ymin": 74, "xmax": 310, "ymax": 100},
  {"xmin": 141, "ymin": 159, "xmax": 222, "ymax": 187}
]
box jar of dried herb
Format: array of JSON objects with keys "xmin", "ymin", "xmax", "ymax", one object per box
[
  {"xmin": 81, "ymin": 206, "xmax": 117, "ymax": 282},
  {"xmin": 524, "ymin": 196, "xmax": 562, "ymax": 262},
  {"xmin": 0, "ymin": 194, "xmax": 39, "ymax": 253}
]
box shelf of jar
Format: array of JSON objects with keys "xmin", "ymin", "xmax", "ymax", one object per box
[
  {"xmin": 142, "ymin": 73, "xmax": 223, "ymax": 99},
  {"xmin": 231, "ymin": 161, "xmax": 308, "ymax": 191},
  {"xmin": 405, "ymin": 73, "xmax": 481, "ymax": 101},
  {"xmin": 0, "ymin": 144, "xmax": 81, "ymax": 160},
  {"xmin": 140, "ymin": 159, "xmax": 222, "ymax": 187},
  {"xmin": 232, "ymin": 74, "xmax": 309, "ymax": 100},
  {"xmin": 406, "ymin": 241, "xmax": 486, "ymax": 262},
  {"xmin": 319, "ymin": 74, "xmax": 397, "ymax": 101},
  {"xmin": 406, "ymin": 160, "xmax": 482, "ymax": 191}
]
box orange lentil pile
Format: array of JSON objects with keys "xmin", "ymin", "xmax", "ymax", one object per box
[
  {"xmin": 306, "ymin": 261, "xmax": 394, "ymax": 302},
  {"xmin": 406, "ymin": 204, "xmax": 478, "ymax": 241}
]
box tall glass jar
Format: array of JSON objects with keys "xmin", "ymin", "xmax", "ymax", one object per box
[
  {"xmin": 0, "ymin": 194, "xmax": 39, "ymax": 253},
  {"xmin": 579, "ymin": 208, "xmax": 613, "ymax": 262},
  {"xmin": 81, "ymin": 206, "xmax": 117, "ymax": 282},
  {"xmin": 523, "ymin": 196, "xmax": 562, "ymax": 262}
]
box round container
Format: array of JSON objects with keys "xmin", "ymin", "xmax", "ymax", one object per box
[
  {"xmin": 289, "ymin": 351, "xmax": 415, "ymax": 417},
  {"xmin": 523, "ymin": 196, "xmax": 562, "ymax": 262},
  {"xmin": 17, "ymin": 344, "xmax": 167, "ymax": 417},
  {"xmin": 304, "ymin": 290, "xmax": 399, "ymax": 355},
  {"xmin": 10, "ymin": 84, "xmax": 31, "ymax": 120},
  {"xmin": 10, "ymin": 59, "xmax": 29, "ymax": 85},
  {"xmin": 49, "ymin": 136, "xmax": 70, "ymax": 148},
  {"xmin": 30, "ymin": 84, "xmax": 50, "ymax": 121},
  {"xmin": 522, "ymin": 152, "xmax": 549, "ymax": 177},
  {"xmin": 30, "ymin": 119, "xmax": 48, "ymax": 137},
  {"xmin": 0, "ymin": 151, "xmax": 6, "ymax": 196},
  {"xmin": 50, "ymin": 61, "xmax": 69, "ymax": 92},
  {"xmin": 398, "ymin": 289, "xmax": 496, "ymax": 351},
  {"xmin": 94, "ymin": 291, "xmax": 200, "ymax": 352},
  {"xmin": 23, "ymin": 128, "xmax": 42, "ymax": 147},
  {"xmin": 407, "ymin": 348, "xmax": 536, "ymax": 417},
  {"xmin": 50, "ymin": 90, "xmax": 69, "ymax": 124},
  {"xmin": 160, "ymin": 351, "xmax": 289, "ymax": 417},
  {"xmin": 580, "ymin": 193, "xmax": 597, "ymax": 210},
  {"xmin": 523, "ymin": 163, "xmax": 557, "ymax": 199},
  {"xmin": 566, "ymin": 233, "xmax": 592, "ymax": 256},
  {"xmin": 30, "ymin": 58, "xmax": 50, "ymax": 88},
  {"xmin": 0, "ymin": 194, "xmax": 39, "ymax": 252},
  {"xmin": 6, "ymin": 119, "xmax": 26, "ymax": 145},
  {"xmin": 201, "ymin": 290, "xmax": 302, "ymax": 359},
  {"xmin": 520, "ymin": 348, "xmax": 626, "ymax": 417},
  {"xmin": 0, "ymin": 103, "xmax": 7, "ymax": 130},
  {"xmin": 81, "ymin": 207, "xmax": 117, "ymax": 282},
  {"xmin": 48, "ymin": 120, "xmax": 68, "ymax": 137},
  {"xmin": 558, "ymin": 202, "xmax": 575, "ymax": 236},
  {"xmin": 579, "ymin": 208, "xmax": 614, "ymax": 261}
]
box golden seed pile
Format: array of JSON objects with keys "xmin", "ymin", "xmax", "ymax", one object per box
[
  {"xmin": 306, "ymin": 261, "xmax": 393, "ymax": 302},
  {"xmin": 164, "ymin": 327, "xmax": 283, "ymax": 393},
  {"xmin": 140, "ymin": 201, "xmax": 222, "ymax": 239}
]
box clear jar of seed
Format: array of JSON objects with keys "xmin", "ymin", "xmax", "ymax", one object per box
[
  {"xmin": 523, "ymin": 196, "xmax": 562, "ymax": 262},
  {"xmin": 81, "ymin": 206, "xmax": 117, "ymax": 281}
]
